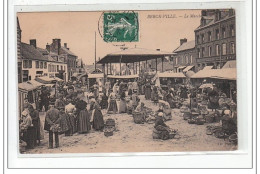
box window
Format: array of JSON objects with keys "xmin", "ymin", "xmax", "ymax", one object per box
[
  {"xmin": 216, "ymin": 45, "xmax": 220, "ymax": 56},
  {"xmin": 44, "ymin": 62, "xmax": 47, "ymax": 69},
  {"xmin": 57, "ymin": 65, "xmax": 59, "ymax": 71},
  {"xmin": 198, "ymin": 49, "xmax": 201, "ymax": 58},
  {"xmin": 61, "ymin": 65, "xmax": 63, "ymax": 71},
  {"xmin": 36, "ymin": 61, "xmax": 39, "ymax": 68},
  {"xmin": 190, "ymin": 55, "xmax": 193, "ymax": 64},
  {"xmin": 230, "ymin": 25, "xmax": 235, "ymax": 37},
  {"xmin": 208, "ymin": 31, "xmax": 212, "ymax": 41},
  {"xmin": 28, "ymin": 60, "xmax": 32, "ymax": 68},
  {"xmin": 175, "ymin": 57, "xmax": 178, "ymax": 65},
  {"xmin": 202, "ymin": 47, "xmax": 205, "ymax": 57},
  {"xmin": 40, "ymin": 62, "xmax": 43, "ymax": 69},
  {"xmin": 208, "ymin": 46, "xmax": 212, "ymax": 56},
  {"xmin": 222, "ymin": 27, "xmax": 226, "ymax": 38},
  {"xmin": 186, "ymin": 56, "xmax": 189, "ymax": 64},
  {"xmin": 23, "ymin": 60, "xmax": 28, "ymax": 68},
  {"xmin": 201, "ymin": 34, "xmax": 205, "ymax": 43},
  {"xmin": 196, "ymin": 35, "xmax": 200, "ymax": 44},
  {"xmin": 216, "ymin": 29, "xmax": 220, "ymax": 40},
  {"xmin": 222, "ymin": 43, "xmax": 227, "ymax": 55},
  {"xmin": 48, "ymin": 64, "xmax": 51, "ymax": 72},
  {"xmin": 230, "ymin": 42, "xmax": 235, "ymax": 54}
]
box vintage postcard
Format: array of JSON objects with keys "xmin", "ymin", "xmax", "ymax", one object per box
[{"xmin": 17, "ymin": 9, "xmax": 237, "ymax": 154}]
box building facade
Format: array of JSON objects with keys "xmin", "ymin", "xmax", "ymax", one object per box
[
  {"xmin": 194, "ymin": 9, "xmax": 236, "ymax": 70},
  {"xmin": 46, "ymin": 39, "xmax": 78, "ymax": 80},
  {"xmin": 171, "ymin": 39, "xmax": 196, "ymax": 72}
]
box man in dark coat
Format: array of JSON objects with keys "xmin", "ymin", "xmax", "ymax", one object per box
[
  {"xmin": 28, "ymin": 104, "xmax": 41, "ymax": 146},
  {"xmin": 44, "ymin": 105, "xmax": 61, "ymax": 148}
]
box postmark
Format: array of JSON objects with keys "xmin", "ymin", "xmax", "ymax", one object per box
[{"xmin": 99, "ymin": 11, "xmax": 139, "ymax": 42}]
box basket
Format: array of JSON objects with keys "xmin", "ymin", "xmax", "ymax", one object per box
[
  {"xmin": 196, "ymin": 118, "xmax": 205, "ymax": 125},
  {"xmin": 133, "ymin": 112, "xmax": 144, "ymax": 124},
  {"xmin": 205, "ymin": 115, "xmax": 215, "ymax": 123},
  {"xmin": 188, "ymin": 118, "xmax": 196, "ymax": 124},
  {"xmin": 104, "ymin": 131, "xmax": 113, "ymax": 137},
  {"xmin": 183, "ymin": 112, "xmax": 191, "ymax": 120},
  {"xmin": 105, "ymin": 118, "xmax": 115, "ymax": 127},
  {"xmin": 104, "ymin": 126, "xmax": 114, "ymax": 137}
]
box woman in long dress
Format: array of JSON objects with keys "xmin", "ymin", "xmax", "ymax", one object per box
[
  {"xmin": 76, "ymin": 100, "xmax": 91, "ymax": 134},
  {"xmin": 107, "ymin": 91, "xmax": 118, "ymax": 114},
  {"xmin": 145, "ymin": 81, "xmax": 152, "ymax": 100},
  {"xmin": 92, "ymin": 103, "xmax": 104, "ymax": 131},
  {"xmin": 65, "ymin": 100, "xmax": 77, "ymax": 135},
  {"xmin": 119, "ymin": 92, "xmax": 127, "ymax": 113}
]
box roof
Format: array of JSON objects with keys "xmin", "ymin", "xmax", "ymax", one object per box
[
  {"xmin": 195, "ymin": 14, "xmax": 235, "ymax": 31},
  {"xmin": 61, "ymin": 46, "xmax": 77, "ymax": 57},
  {"xmin": 173, "ymin": 40, "xmax": 195, "ymax": 53},
  {"xmin": 84, "ymin": 64, "xmax": 103, "ymax": 74},
  {"xmin": 107, "ymin": 74, "xmax": 139, "ymax": 79},
  {"xmin": 36, "ymin": 47, "xmax": 49, "ymax": 55},
  {"xmin": 158, "ymin": 72, "xmax": 186, "ymax": 78},
  {"xmin": 21, "ymin": 43, "xmax": 48, "ymax": 61},
  {"xmin": 191, "ymin": 68, "xmax": 237, "ymax": 80},
  {"xmin": 222, "ymin": 60, "xmax": 236, "ymax": 69},
  {"xmin": 203, "ymin": 66, "xmax": 213, "ymax": 70},
  {"xmin": 97, "ymin": 48, "xmax": 175, "ymax": 64}
]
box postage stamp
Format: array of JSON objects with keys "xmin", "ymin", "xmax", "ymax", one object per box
[{"xmin": 103, "ymin": 12, "xmax": 139, "ymax": 42}]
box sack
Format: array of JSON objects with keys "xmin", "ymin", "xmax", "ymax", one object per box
[{"xmin": 195, "ymin": 117, "xmax": 205, "ymax": 125}]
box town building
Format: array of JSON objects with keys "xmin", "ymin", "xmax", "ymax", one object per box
[
  {"xmin": 46, "ymin": 39, "xmax": 78, "ymax": 80},
  {"xmin": 17, "ymin": 17, "xmax": 22, "ymax": 83},
  {"xmin": 20, "ymin": 39, "xmax": 68, "ymax": 82},
  {"xmin": 171, "ymin": 39, "xmax": 196, "ymax": 73},
  {"xmin": 194, "ymin": 9, "xmax": 236, "ymax": 70}
]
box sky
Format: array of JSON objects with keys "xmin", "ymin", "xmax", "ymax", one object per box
[{"xmin": 17, "ymin": 10, "xmax": 201, "ymax": 65}]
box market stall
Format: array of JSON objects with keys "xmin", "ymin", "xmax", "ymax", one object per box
[{"xmin": 157, "ymin": 72, "xmax": 186, "ymax": 90}]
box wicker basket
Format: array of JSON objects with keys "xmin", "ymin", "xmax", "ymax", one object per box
[
  {"xmin": 105, "ymin": 118, "xmax": 115, "ymax": 127},
  {"xmin": 183, "ymin": 112, "xmax": 191, "ymax": 120},
  {"xmin": 205, "ymin": 115, "xmax": 215, "ymax": 123},
  {"xmin": 104, "ymin": 131, "xmax": 113, "ymax": 137},
  {"xmin": 133, "ymin": 111, "xmax": 144, "ymax": 124},
  {"xmin": 104, "ymin": 126, "xmax": 114, "ymax": 137}
]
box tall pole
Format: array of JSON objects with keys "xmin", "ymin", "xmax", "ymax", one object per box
[{"xmin": 95, "ymin": 31, "xmax": 97, "ymax": 71}]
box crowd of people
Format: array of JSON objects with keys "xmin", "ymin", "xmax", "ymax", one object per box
[{"xmin": 19, "ymin": 76, "xmax": 237, "ymax": 151}]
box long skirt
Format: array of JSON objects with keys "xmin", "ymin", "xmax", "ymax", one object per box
[
  {"xmin": 77, "ymin": 110, "xmax": 91, "ymax": 134},
  {"xmin": 93, "ymin": 110, "xmax": 104, "ymax": 130},
  {"xmin": 145, "ymin": 88, "xmax": 152, "ymax": 100},
  {"xmin": 65, "ymin": 113, "xmax": 76, "ymax": 135},
  {"xmin": 22, "ymin": 127, "xmax": 36, "ymax": 149},
  {"xmin": 107, "ymin": 100, "xmax": 118, "ymax": 114},
  {"xmin": 59, "ymin": 115, "xmax": 69, "ymax": 133},
  {"xmin": 119, "ymin": 100, "xmax": 127, "ymax": 113}
]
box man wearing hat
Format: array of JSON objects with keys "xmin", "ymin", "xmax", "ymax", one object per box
[{"xmin": 44, "ymin": 105, "xmax": 61, "ymax": 148}]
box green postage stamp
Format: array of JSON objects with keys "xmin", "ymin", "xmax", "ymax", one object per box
[{"xmin": 103, "ymin": 12, "xmax": 139, "ymax": 42}]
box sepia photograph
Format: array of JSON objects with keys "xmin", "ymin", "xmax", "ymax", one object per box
[{"xmin": 17, "ymin": 9, "xmax": 238, "ymax": 154}]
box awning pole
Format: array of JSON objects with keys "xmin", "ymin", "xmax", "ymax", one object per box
[
  {"xmin": 110, "ymin": 63, "xmax": 112, "ymax": 75},
  {"xmin": 162, "ymin": 57, "xmax": 164, "ymax": 72},
  {"xmin": 139, "ymin": 61, "xmax": 140, "ymax": 74},
  {"xmin": 135, "ymin": 62, "xmax": 137, "ymax": 75},
  {"xmin": 120, "ymin": 56, "xmax": 122, "ymax": 75},
  {"xmin": 133, "ymin": 62, "xmax": 135, "ymax": 75},
  {"xmin": 126, "ymin": 63, "xmax": 128, "ymax": 75},
  {"xmin": 107, "ymin": 63, "xmax": 108, "ymax": 75},
  {"xmin": 156, "ymin": 58, "xmax": 157, "ymax": 72}
]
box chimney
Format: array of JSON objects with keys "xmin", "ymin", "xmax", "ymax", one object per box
[
  {"xmin": 46, "ymin": 43, "xmax": 50, "ymax": 52},
  {"xmin": 52, "ymin": 38, "xmax": 61, "ymax": 55},
  {"xmin": 64, "ymin": 43, "xmax": 67, "ymax": 48},
  {"xmin": 180, "ymin": 38, "xmax": 187, "ymax": 45},
  {"xmin": 30, "ymin": 39, "xmax": 37, "ymax": 48}
]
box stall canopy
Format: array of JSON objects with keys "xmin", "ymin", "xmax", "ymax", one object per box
[
  {"xmin": 183, "ymin": 65, "xmax": 194, "ymax": 72},
  {"xmin": 107, "ymin": 74, "xmax": 139, "ymax": 79},
  {"xmin": 35, "ymin": 76, "xmax": 63, "ymax": 84},
  {"xmin": 88, "ymin": 73, "xmax": 104, "ymax": 79},
  {"xmin": 203, "ymin": 66, "xmax": 213, "ymax": 70},
  {"xmin": 191, "ymin": 68, "xmax": 237, "ymax": 80},
  {"xmin": 222, "ymin": 60, "xmax": 236, "ymax": 69},
  {"xmin": 158, "ymin": 72, "xmax": 186, "ymax": 78},
  {"xmin": 97, "ymin": 48, "xmax": 175, "ymax": 64},
  {"xmin": 18, "ymin": 80, "xmax": 43, "ymax": 92}
]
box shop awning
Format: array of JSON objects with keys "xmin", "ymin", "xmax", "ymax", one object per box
[
  {"xmin": 183, "ymin": 65, "xmax": 194, "ymax": 72},
  {"xmin": 178, "ymin": 66, "xmax": 186, "ymax": 69},
  {"xmin": 107, "ymin": 74, "xmax": 139, "ymax": 79},
  {"xmin": 18, "ymin": 80, "xmax": 42, "ymax": 92},
  {"xmin": 222, "ymin": 60, "xmax": 236, "ymax": 69},
  {"xmin": 35, "ymin": 76, "xmax": 63, "ymax": 84},
  {"xmin": 203, "ymin": 66, "xmax": 213, "ymax": 70},
  {"xmin": 97, "ymin": 47, "xmax": 175, "ymax": 64},
  {"xmin": 158, "ymin": 72, "xmax": 186, "ymax": 78},
  {"xmin": 191, "ymin": 68, "xmax": 236, "ymax": 80},
  {"xmin": 88, "ymin": 73, "xmax": 104, "ymax": 79}
]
